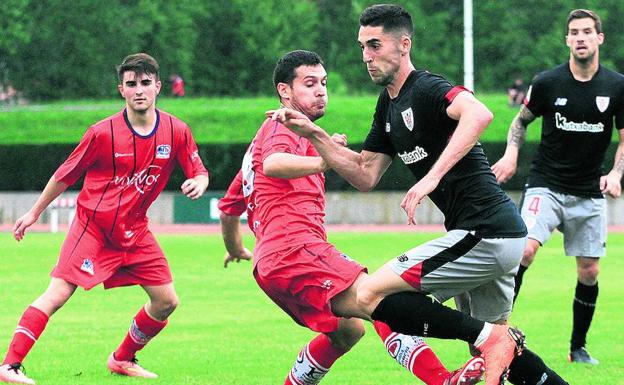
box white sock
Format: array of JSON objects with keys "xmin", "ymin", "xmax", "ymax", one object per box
[{"xmin": 474, "ymin": 322, "xmax": 494, "ymax": 347}]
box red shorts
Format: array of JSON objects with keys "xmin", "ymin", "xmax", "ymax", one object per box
[
  {"xmin": 51, "ymin": 210, "xmax": 172, "ymax": 290},
  {"xmin": 253, "ymin": 242, "xmax": 366, "ymax": 333}
]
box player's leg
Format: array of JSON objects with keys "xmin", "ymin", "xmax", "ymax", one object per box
[
  {"xmin": 333, "ymin": 274, "xmax": 483, "ymax": 385},
  {"xmin": 515, "ymin": 188, "xmax": 562, "ymax": 303},
  {"xmin": 357, "ymin": 232, "xmax": 526, "ymax": 385},
  {"xmin": 562, "ymin": 195, "xmax": 605, "ymax": 365},
  {"xmin": 568, "ymin": 256, "xmax": 600, "ymax": 364},
  {"xmin": 284, "ymin": 318, "xmax": 365, "ymax": 385},
  {"xmin": 467, "ymin": 262, "xmax": 569, "ymax": 385},
  {"xmin": 513, "ymin": 238, "xmax": 540, "ymax": 302},
  {"xmin": 107, "ymin": 283, "xmax": 178, "ymax": 378},
  {"xmin": 1, "ymin": 278, "xmax": 76, "ymax": 385}
]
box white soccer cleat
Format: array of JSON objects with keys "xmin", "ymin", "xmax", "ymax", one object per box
[
  {"xmin": 107, "ymin": 353, "xmax": 158, "ymax": 378},
  {"xmin": 0, "ymin": 363, "xmax": 35, "ymax": 385}
]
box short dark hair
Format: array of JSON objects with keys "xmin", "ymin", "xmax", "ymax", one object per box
[
  {"xmin": 273, "ymin": 50, "xmax": 324, "ymax": 91},
  {"xmin": 117, "ymin": 53, "xmax": 160, "ymax": 83},
  {"xmin": 566, "ymin": 9, "xmax": 602, "ymax": 35},
  {"xmin": 359, "ymin": 4, "xmax": 413, "ymax": 37}
]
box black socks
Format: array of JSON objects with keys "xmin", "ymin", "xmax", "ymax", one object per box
[
  {"xmin": 508, "ymin": 348, "xmax": 569, "ymax": 384},
  {"xmin": 370, "ymin": 291, "xmax": 485, "ymax": 343},
  {"xmin": 571, "ymin": 281, "xmax": 598, "ymax": 350}
]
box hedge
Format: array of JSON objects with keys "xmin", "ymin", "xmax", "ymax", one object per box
[{"xmin": 0, "ymin": 143, "xmax": 617, "ymax": 192}]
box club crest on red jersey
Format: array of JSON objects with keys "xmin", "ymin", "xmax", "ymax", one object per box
[
  {"xmin": 401, "ymin": 108, "xmax": 414, "ymax": 131},
  {"xmin": 156, "ymin": 144, "xmax": 171, "ymax": 159},
  {"xmin": 80, "ymin": 259, "xmax": 94, "ymax": 275},
  {"xmin": 596, "ymin": 96, "xmax": 610, "ymax": 113}
]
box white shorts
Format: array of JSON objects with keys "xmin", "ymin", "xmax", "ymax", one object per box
[
  {"xmin": 520, "ymin": 187, "xmax": 606, "ymax": 257},
  {"xmin": 387, "ymin": 230, "xmax": 526, "ymax": 322}
]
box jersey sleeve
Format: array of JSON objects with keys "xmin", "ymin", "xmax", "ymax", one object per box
[
  {"xmin": 362, "ymin": 93, "xmax": 395, "ymax": 156},
  {"xmin": 218, "ymin": 170, "xmax": 246, "ymax": 216},
  {"xmin": 53, "ymin": 128, "xmax": 98, "ymax": 186},
  {"xmin": 418, "ymin": 73, "xmax": 469, "ymax": 124},
  {"xmin": 260, "ymin": 120, "xmax": 307, "ymax": 160},
  {"xmin": 176, "ymin": 124, "xmax": 209, "ymax": 179},
  {"xmin": 615, "ymin": 79, "xmax": 624, "ymax": 129},
  {"xmin": 524, "ymin": 75, "xmax": 546, "ymax": 117}
]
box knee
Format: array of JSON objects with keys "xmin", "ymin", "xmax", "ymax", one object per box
[
  {"xmin": 329, "ymin": 322, "xmax": 365, "ymax": 351},
  {"xmin": 355, "ymin": 283, "xmax": 384, "ymax": 316},
  {"xmin": 38, "ymin": 285, "xmax": 74, "ymax": 313},
  {"xmin": 521, "ymin": 243, "xmax": 539, "ymax": 266},
  {"xmin": 578, "ymin": 263, "xmax": 599, "ymax": 285},
  {"xmin": 152, "ymin": 295, "xmax": 179, "ymax": 317}
]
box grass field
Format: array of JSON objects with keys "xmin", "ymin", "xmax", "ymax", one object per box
[
  {"xmin": 0, "ymin": 94, "xmax": 545, "ymax": 145},
  {"xmin": 1, "ymin": 231, "xmax": 622, "ymax": 384}
]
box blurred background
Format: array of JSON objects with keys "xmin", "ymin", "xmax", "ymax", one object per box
[{"xmin": 2, "ymin": 0, "xmax": 624, "ymax": 226}]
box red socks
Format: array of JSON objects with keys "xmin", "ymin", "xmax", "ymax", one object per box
[
  {"xmin": 3, "ymin": 306, "xmax": 49, "ymax": 365},
  {"xmin": 284, "ymin": 334, "xmax": 346, "ymax": 385},
  {"xmin": 113, "ymin": 306, "xmax": 167, "ymax": 362},
  {"xmin": 374, "ymin": 321, "xmax": 450, "ymax": 385}
]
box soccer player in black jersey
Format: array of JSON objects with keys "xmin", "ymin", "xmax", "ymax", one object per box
[
  {"xmin": 493, "ymin": 9, "xmax": 624, "ymax": 366},
  {"xmin": 270, "ymin": 4, "xmax": 568, "ymax": 385}
]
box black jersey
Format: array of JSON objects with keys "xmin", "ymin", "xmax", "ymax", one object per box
[
  {"xmin": 363, "ymin": 70, "xmax": 526, "ymax": 238},
  {"xmin": 525, "ymin": 63, "xmax": 624, "ymax": 198}
]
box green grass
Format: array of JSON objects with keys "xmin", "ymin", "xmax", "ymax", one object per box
[
  {"xmin": 1, "ymin": 231, "xmax": 622, "ymax": 384},
  {"xmin": 0, "ymin": 94, "xmax": 541, "ymax": 145}
]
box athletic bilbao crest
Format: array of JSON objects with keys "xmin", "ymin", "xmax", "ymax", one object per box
[
  {"xmin": 596, "ymin": 96, "xmax": 610, "ymax": 112},
  {"xmin": 401, "ymin": 108, "xmax": 414, "ymax": 131},
  {"xmin": 156, "ymin": 144, "xmax": 171, "ymax": 159}
]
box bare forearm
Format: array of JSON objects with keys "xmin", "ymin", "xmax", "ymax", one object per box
[
  {"xmin": 428, "ymin": 110, "xmax": 490, "ymax": 181},
  {"xmin": 31, "ymin": 177, "xmax": 69, "ymax": 217},
  {"xmin": 308, "ymin": 126, "xmax": 380, "ymax": 191},
  {"xmin": 220, "ymin": 214, "xmax": 246, "ymax": 256},
  {"xmin": 264, "ymin": 153, "xmax": 325, "ymax": 179},
  {"xmin": 194, "ymin": 174, "xmax": 209, "ymax": 190},
  {"xmin": 504, "ymin": 106, "xmax": 534, "ymax": 159},
  {"xmin": 611, "ymin": 143, "xmax": 624, "ymax": 178}
]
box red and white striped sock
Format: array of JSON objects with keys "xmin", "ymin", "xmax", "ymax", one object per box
[
  {"xmin": 113, "ymin": 306, "xmax": 167, "ymax": 362},
  {"xmin": 374, "ymin": 321, "xmax": 450, "ymax": 385},
  {"xmin": 284, "ymin": 334, "xmax": 346, "ymax": 385},
  {"xmin": 3, "ymin": 306, "xmax": 49, "ymax": 365}
]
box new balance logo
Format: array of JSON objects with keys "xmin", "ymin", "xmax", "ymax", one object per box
[
  {"xmin": 397, "ymin": 254, "xmax": 408, "ymax": 262},
  {"xmin": 554, "ymin": 98, "xmax": 567, "ymax": 106}
]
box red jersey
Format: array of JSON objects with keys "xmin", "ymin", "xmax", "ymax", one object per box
[
  {"xmin": 54, "ymin": 109, "xmax": 208, "ymax": 247},
  {"xmin": 218, "ymin": 119, "xmax": 327, "ymax": 263}
]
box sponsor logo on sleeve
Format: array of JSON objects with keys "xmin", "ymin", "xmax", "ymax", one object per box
[{"xmin": 156, "ymin": 144, "xmax": 171, "ymax": 159}]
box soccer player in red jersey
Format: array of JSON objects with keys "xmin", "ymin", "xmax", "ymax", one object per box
[
  {"xmin": 219, "ymin": 50, "xmax": 485, "ymax": 385},
  {"xmin": 0, "ymin": 53, "xmax": 209, "ymax": 384}
]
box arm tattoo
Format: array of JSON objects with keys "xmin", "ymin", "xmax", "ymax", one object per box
[
  {"xmin": 615, "ymin": 151, "xmax": 624, "ymax": 175},
  {"xmin": 507, "ymin": 106, "xmax": 535, "ymax": 148}
]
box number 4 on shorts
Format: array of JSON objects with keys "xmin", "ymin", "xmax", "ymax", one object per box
[{"xmin": 527, "ymin": 196, "xmax": 540, "ymax": 215}]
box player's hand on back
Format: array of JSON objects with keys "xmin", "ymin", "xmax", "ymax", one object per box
[
  {"xmin": 491, "ymin": 155, "xmax": 518, "ymax": 184},
  {"xmin": 13, "ymin": 211, "xmax": 39, "ymax": 241},
  {"xmin": 600, "ymin": 171, "xmax": 622, "ymax": 198},
  {"xmin": 223, "ymin": 247, "xmax": 253, "ymax": 268}
]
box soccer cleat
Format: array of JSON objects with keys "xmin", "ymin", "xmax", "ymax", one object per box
[
  {"xmin": 476, "ymin": 325, "xmax": 525, "ymax": 385},
  {"xmin": 568, "ymin": 347, "xmax": 599, "ymax": 365},
  {"xmin": 0, "ymin": 363, "xmax": 35, "ymax": 385},
  {"xmin": 444, "ymin": 356, "xmax": 485, "ymax": 385},
  {"xmin": 107, "ymin": 353, "xmax": 158, "ymax": 378}
]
